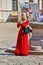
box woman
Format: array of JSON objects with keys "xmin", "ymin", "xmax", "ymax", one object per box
[{"xmin": 15, "ymin": 12, "xmax": 30, "ymax": 56}]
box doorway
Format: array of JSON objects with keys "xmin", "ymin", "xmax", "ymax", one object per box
[{"xmin": 12, "ymin": 0, "xmax": 18, "ymax": 11}]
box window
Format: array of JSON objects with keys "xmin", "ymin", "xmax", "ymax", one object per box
[
  {"xmin": 29, "ymin": 0, "xmax": 33, "ymax": 2},
  {"xmin": 12, "ymin": 0, "xmax": 18, "ymax": 11}
]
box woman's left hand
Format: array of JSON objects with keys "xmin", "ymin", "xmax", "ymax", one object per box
[{"xmin": 17, "ymin": 21, "xmax": 21, "ymax": 28}]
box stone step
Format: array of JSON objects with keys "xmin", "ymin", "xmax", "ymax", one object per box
[
  {"xmin": 7, "ymin": 14, "xmax": 18, "ymax": 22},
  {"xmin": 29, "ymin": 50, "xmax": 43, "ymax": 55},
  {"xmin": 30, "ymin": 46, "xmax": 41, "ymax": 51},
  {"xmin": 0, "ymin": 50, "xmax": 43, "ymax": 55},
  {"xmin": 0, "ymin": 52, "xmax": 14, "ymax": 55},
  {"xmin": 7, "ymin": 18, "xmax": 18, "ymax": 22},
  {"xmin": 30, "ymin": 36, "xmax": 43, "ymax": 48},
  {"xmin": 0, "ymin": 49, "xmax": 43, "ymax": 55},
  {"xmin": 0, "ymin": 47, "xmax": 43, "ymax": 55},
  {"xmin": 5, "ymin": 47, "xmax": 43, "ymax": 55}
]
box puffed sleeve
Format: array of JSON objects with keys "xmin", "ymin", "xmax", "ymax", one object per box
[{"xmin": 21, "ymin": 20, "xmax": 29, "ymax": 27}]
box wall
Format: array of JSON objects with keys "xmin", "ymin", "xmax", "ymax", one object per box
[
  {"xmin": 0, "ymin": 0, "xmax": 2, "ymax": 22},
  {"xmin": 0, "ymin": 0, "xmax": 42, "ymax": 22},
  {"xmin": 6, "ymin": 0, "xmax": 12, "ymax": 22},
  {"xmin": 18, "ymin": 0, "xmax": 21, "ymax": 21},
  {"xmin": 39, "ymin": 0, "xmax": 42, "ymax": 10},
  {"xmin": 33, "ymin": 0, "xmax": 38, "ymax": 3},
  {"xmin": 0, "ymin": 0, "xmax": 12, "ymax": 22}
]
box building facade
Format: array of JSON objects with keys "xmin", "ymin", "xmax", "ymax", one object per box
[{"xmin": 0, "ymin": 0, "xmax": 43, "ymax": 22}]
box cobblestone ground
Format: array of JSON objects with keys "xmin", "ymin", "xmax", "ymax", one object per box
[{"xmin": 0, "ymin": 22, "xmax": 43, "ymax": 65}]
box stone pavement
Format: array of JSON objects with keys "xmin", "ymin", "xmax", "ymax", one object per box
[
  {"xmin": 0, "ymin": 22, "xmax": 18, "ymax": 48},
  {"xmin": 0, "ymin": 22, "xmax": 43, "ymax": 65}
]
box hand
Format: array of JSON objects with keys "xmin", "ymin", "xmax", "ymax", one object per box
[
  {"xmin": 17, "ymin": 21, "xmax": 21, "ymax": 28},
  {"xmin": 17, "ymin": 21, "xmax": 20, "ymax": 24}
]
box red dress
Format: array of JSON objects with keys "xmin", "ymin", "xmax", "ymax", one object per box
[{"xmin": 15, "ymin": 20, "xmax": 29, "ymax": 56}]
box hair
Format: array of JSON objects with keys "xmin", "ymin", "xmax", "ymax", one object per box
[{"xmin": 19, "ymin": 12, "xmax": 27, "ymax": 23}]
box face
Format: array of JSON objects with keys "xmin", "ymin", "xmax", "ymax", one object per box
[{"xmin": 21, "ymin": 13, "xmax": 26, "ymax": 21}]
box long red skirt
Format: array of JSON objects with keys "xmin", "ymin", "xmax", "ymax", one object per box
[{"xmin": 15, "ymin": 28, "xmax": 29, "ymax": 56}]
